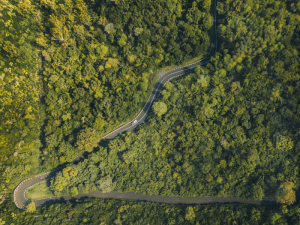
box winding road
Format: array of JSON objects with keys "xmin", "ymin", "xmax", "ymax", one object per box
[{"xmin": 14, "ymin": 0, "xmax": 279, "ymax": 210}]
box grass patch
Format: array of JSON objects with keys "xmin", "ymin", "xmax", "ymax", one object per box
[{"xmin": 25, "ymin": 181, "xmax": 56, "ymax": 200}]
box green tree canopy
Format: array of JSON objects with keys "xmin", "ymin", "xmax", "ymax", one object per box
[
  {"xmin": 26, "ymin": 202, "xmax": 36, "ymax": 213},
  {"xmin": 76, "ymin": 128, "xmax": 101, "ymax": 152},
  {"xmin": 152, "ymin": 102, "xmax": 167, "ymax": 117}
]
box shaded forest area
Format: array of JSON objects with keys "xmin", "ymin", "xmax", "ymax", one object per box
[
  {"xmin": 1, "ymin": 198, "xmax": 300, "ymax": 224},
  {"xmin": 0, "ymin": 0, "xmax": 211, "ymax": 198},
  {"xmin": 50, "ymin": 0, "xmax": 300, "ymax": 204}
]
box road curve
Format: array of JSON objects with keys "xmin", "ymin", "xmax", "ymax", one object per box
[{"xmin": 14, "ymin": 0, "xmax": 279, "ymax": 209}]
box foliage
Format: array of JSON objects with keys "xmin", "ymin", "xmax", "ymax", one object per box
[
  {"xmin": 50, "ymin": 0, "xmax": 300, "ymax": 202},
  {"xmin": 38, "ymin": 0, "xmax": 212, "ymax": 171},
  {"xmin": 76, "ymin": 128, "xmax": 101, "ymax": 152},
  {"xmin": 0, "ymin": 0, "xmax": 45, "ymax": 197},
  {"xmin": 26, "ymin": 202, "xmax": 36, "ymax": 213},
  {"xmin": 185, "ymin": 206, "xmax": 196, "ymax": 221},
  {"xmin": 1, "ymin": 0, "xmax": 211, "ymax": 198},
  {"xmin": 3, "ymin": 198, "xmax": 300, "ymax": 224},
  {"xmin": 3, "ymin": 0, "xmax": 300, "ymax": 223},
  {"xmin": 153, "ymin": 101, "xmax": 168, "ymax": 117},
  {"xmin": 276, "ymin": 181, "xmax": 296, "ymax": 205}
]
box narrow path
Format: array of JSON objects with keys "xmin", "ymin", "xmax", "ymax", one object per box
[{"xmin": 13, "ymin": 0, "xmax": 278, "ymax": 209}]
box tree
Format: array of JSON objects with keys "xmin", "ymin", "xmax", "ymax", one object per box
[
  {"xmin": 185, "ymin": 206, "xmax": 195, "ymax": 221},
  {"xmin": 3, "ymin": 41, "xmax": 20, "ymax": 57},
  {"xmin": 70, "ymin": 187, "xmax": 78, "ymax": 197},
  {"xmin": 104, "ymin": 23, "xmax": 114, "ymax": 34},
  {"xmin": 276, "ymin": 181, "xmax": 296, "ymax": 205},
  {"xmin": 76, "ymin": 128, "xmax": 101, "ymax": 152},
  {"xmin": 26, "ymin": 202, "xmax": 36, "ymax": 213},
  {"xmin": 152, "ymin": 102, "xmax": 167, "ymax": 117},
  {"xmin": 139, "ymin": 82, "xmax": 148, "ymax": 91},
  {"xmin": 99, "ymin": 176, "xmax": 115, "ymax": 193},
  {"xmin": 105, "ymin": 58, "xmax": 119, "ymax": 69},
  {"xmin": 0, "ymin": 218, "xmax": 5, "ymax": 225},
  {"xmin": 205, "ymin": 173, "xmax": 213, "ymax": 182},
  {"xmin": 93, "ymin": 118, "xmax": 107, "ymax": 131},
  {"xmin": 118, "ymin": 34, "xmax": 127, "ymax": 47},
  {"xmin": 127, "ymin": 55, "xmax": 136, "ymax": 64}
]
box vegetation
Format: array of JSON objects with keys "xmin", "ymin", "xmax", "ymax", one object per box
[
  {"xmin": 153, "ymin": 101, "xmax": 168, "ymax": 117},
  {"xmin": 39, "ymin": 0, "xmax": 212, "ymax": 171},
  {"xmin": 0, "ymin": 0, "xmax": 45, "ymax": 198},
  {"xmin": 2, "ymin": 198, "xmax": 300, "ymax": 224},
  {"xmin": 25, "ymin": 202, "xmax": 36, "ymax": 213},
  {"xmin": 25, "ymin": 181, "xmax": 56, "ymax": 200},
  {"xmin": 2, "ymin": 0, "xmax": 300, "ymax": 223},
  {"xmin": 50, "ymin": 0, "xmax": 300, "ymax": 204},
  {"xmin": 1, "ymin": 0, "xmax": 211, "ymax": 199}
]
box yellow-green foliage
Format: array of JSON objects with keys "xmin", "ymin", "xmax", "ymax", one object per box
[{"xmin": 0, "ymin": 0, "xmax": 44, "ymax": 194}]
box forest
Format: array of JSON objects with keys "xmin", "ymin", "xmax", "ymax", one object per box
[
  {"xmin": 0, "ymin": 0, "xmax": 211, "ymax": 199},
  {"xmin": 49, "ymin": 0, "xmax": 300, "ymax": 205},
  {"xmin": 1, "ymin": 197, "xmax": 300, "ymax": 224},
  {"xmin": 38, "ymin": 0, "xmax": 212, "ymax": 171},
  {"xmin": 2, "ymin": 0, "xmax": 300, "ymax": 223},
  {"xmin": 0, "ymin": 0, "xmax": 45, "ymax": 198}
]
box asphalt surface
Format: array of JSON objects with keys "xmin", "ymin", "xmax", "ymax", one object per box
[{"xmin": 13, "ymin": 0, "xmax": 279, "ymax": 209}]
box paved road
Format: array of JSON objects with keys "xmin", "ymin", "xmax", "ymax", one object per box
[
  {"xmin": 13, "ymin": 0, "xmax": 279, "ymax": 209},
  {"xmin": 100, "ymin": 0, "xmax": 218, "ymax": 142}
]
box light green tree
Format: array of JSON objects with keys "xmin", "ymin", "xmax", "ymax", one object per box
[
  {"xmin": 152, "ymin": 102, "xmax": 167, "ymax": 117},
  {"xmin": 118, "ymin": 34, "xmax": 127, "ymax": 47},
  {"xmin": 26, "ymin": 202, "xmax": 36, "ymax": 213},
  {"xmin": 185, "ymin": 206, "xmax": 195, "ymax": 221},
  {"xmin": 70, "ymin": 187, "xmax": 79, "ymax": 197},
  {"xmin": 104, "ymin": 23, "xmax": 114, "ymax": 33},
  {"xmin": 127, "ymin": 55, "xmax": 136, "ymax": 64},
  {"xmin": 0, "ymin": 218, "xmax": 5, "ymax": 225},
  {"xmin": 99, "ymin": 176, "xmax": 115, "ymax": 193}
]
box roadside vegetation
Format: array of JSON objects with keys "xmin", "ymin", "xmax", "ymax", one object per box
[
  {"xmin": 1, "ymin": 198, "xmax": 300, "ymax": 224},
  {"xmin": 50, "ymin": 0, "xmax": 300, "ymax": 204},
  {"xmin": 1, "ymin": 0, "xmax": 211, "ymax": 198}
]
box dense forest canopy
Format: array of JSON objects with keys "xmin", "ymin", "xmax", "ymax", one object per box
[
  {"xmin": 0, "ymin": 0, "xmax": 211, "ymax": 197},
  {"xmin": 39, "ymin": 0, "xmax": 212, "ymax": 169},
  {"xmin": 0, "ymin": 0, "xmax": 44, "ymax": 196},
  {"xmin": 49, "ymin": 0, "xmax": 300, "ymax": 205},
  {"xmin": 2, "ymin": 0, "xmax": 300, "ymax": 223}
]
